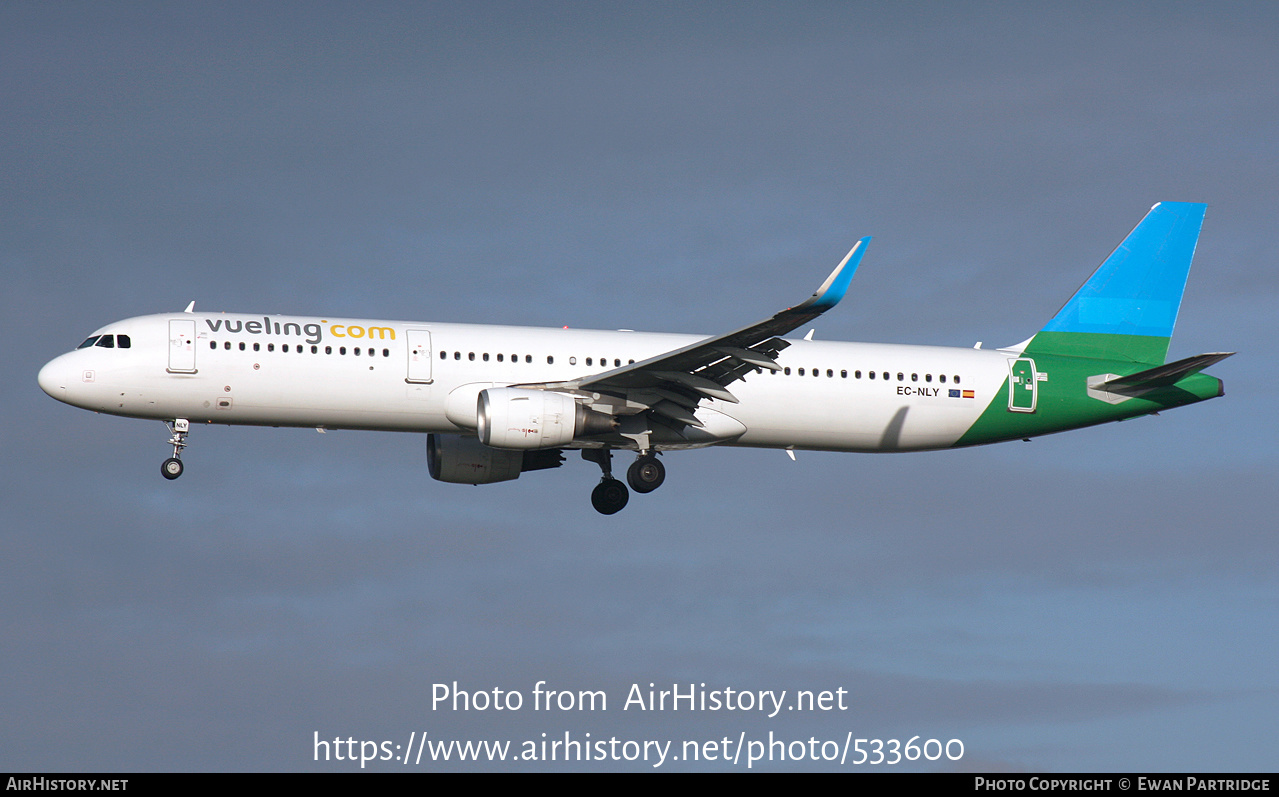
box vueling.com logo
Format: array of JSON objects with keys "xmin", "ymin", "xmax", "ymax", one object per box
[{"xmin": 204, "ymin": 317, "xmax": 397, "ymax": 346}]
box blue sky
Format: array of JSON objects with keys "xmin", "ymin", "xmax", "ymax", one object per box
[{"xmin": 3, "ymin": 2, "xmax": 1276, "ymax": 771}]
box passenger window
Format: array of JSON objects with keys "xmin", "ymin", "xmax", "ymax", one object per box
[
  {"xmin": 454, "ymin": 352, "xmax": 460, "ymax": 360},
  {"xmin": 911, "ymin": 373, "xmax": 917, "ymax": 382},
  {"xmin": 117, "ymin": 335, "xmax": 131, "ymax": 348},
  {"xmin": 882, "ymin": 372, "xmax": 889, "ymax": 380},
  {"xmin": 925, "ymin": 374, "xmax": 932, "ymax": 382},
  {"xmin": 253, "ymin": 343, "xmax": 260, "ymax": 352},
  {"xmin": 239, "ymin": 342, "xmax": 246, "ymax": 351},
  {"xmin": 340, "ymin": 347, "xmax": 346, "ymax": 355},
  {"xmin": 210, "ymin": 341, "xmax": 217, "ymax": 350},
  {"xmin": 897, "ymin": 372, "xmax": 903, "ymax": 381},
  {"xmin": 78, "ymin": 336, "xmax": 100, "ymax": 349},
  {"xmin": 325, "ymin": 346, "xmax": 332, "ymax": 354},
  {"xmin": 939, "ymin": 374, "xmax": 946, "ymax": 383},
  {"xmin": 547, "ymin": 356, "xmax": 554, "ymax": 364},
  {"xmin": 468, "ymin": 352, "xmax": 475, "ymax": 361},
  {"xmin": 869, "ymin": 371, "xmax": 875, "ymax": 379},
  {"xmin": 855, "ymin": 370, "xmax": 861, "ymax": 379},
  {"xmin": 614, "ymin": 359, "xmax": 621, "ymax": 367},
  {"xmin": 827, "ymin": 369, "xmax": 833, "ymax": 378},
  {"xmin": 586, "ymin": 357, "xmax": 593, "ymax": 366},
  {"xmin": 798, "ymin": 368, "xmax": 805, "ymax": 376},
  {"xmin": 784, "ymin": 367, "xmax": 791, "ymax": 375},
  {"xmin": 483, "ymin": 353, "xmax": 489, "ymax": 361},
  {"xmin": 497, "ymin": 354, "xmax": 504, "ymax": 362},
  {"xmin": 439, "ymin": 350, "xmax": 446, "ymax": 359},
  {"xmin": 268, "ymin": 343, "xmax": 275, "ymax": 352},
  {"xmin": 383, "ymin": 349, "xmax": 389, "ymax": 357},
  {"xmin": 224, "ymin": 341, "xmax": 231, "ymax": 350},
  {"xmin": 954, "ymin": 375, "xmax": 961, "ymax": 384},
  {"xmin": 570, "ymin": 357, "xmax": 577, "ymax": 365}
]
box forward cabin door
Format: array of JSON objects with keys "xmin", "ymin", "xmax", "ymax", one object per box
[{"xmin": 167, "ymin": 319, "xmax": 197, "ymax": 373}]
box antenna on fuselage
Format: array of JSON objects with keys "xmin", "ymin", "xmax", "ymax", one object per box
[{"xmin": 183, "ymin": 301, "xmax": 195, "ymax": 313}]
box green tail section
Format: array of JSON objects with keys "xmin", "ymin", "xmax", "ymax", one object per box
[{"xmin": 953, "ymin": 202, "xmax": 1228, "ymax": 449}]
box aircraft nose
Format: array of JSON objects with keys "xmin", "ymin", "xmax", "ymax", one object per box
[{"xmin": 37, "ymin": 355, "xmax": 70, "ymax": 402}]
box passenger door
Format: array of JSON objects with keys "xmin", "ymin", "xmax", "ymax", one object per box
[
  {"xmin": 1007, "ymin": 357, "xmax": 1038, "ymax": 413},
  {"xmin": 167, "ymin": 319, "xmax": 197, "ymax": 373},
  {"xmin": 406, "ymin": 329, "xmax": 433, "ymax": 384}
]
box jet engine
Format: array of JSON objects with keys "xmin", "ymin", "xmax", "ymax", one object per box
[
  {"xmin": 427, "ymin": 433, "xmax": 564, "ymax": 485},
  {"xmin": 477, "ymin": 387, "xmax": 617, "ymax": 449}
]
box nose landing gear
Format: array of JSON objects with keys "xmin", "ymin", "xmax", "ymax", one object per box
[{"xmin": 161, "ymin": 419, "xmax": 189, "ymax": 480}]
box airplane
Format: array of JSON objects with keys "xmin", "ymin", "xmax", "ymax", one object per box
[{"xmin": 38, "ymin": 202, "xmax": 1231, "ymax": 514}]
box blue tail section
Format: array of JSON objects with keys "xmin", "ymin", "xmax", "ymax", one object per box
[
  {"xmin": 1029, "ymin": 202, "xmax": 1206, "ymax": 364},
  {"xmin": 1042, "ymin": 202, "xmax": 1206, "ymax": 339}
]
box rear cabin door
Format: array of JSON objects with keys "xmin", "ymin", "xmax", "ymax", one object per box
[{"xmin": 1007, "ymin": 357, "xmax": 1038, "ymax": 413}]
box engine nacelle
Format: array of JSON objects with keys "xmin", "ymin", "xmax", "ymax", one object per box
[
  {"xmin": 477, "ymin": 387, "xmax": 616, "ymax": 449},
  {"xmin": 426, "ymin": 433, "xmax": 565, "ymax": 484}
]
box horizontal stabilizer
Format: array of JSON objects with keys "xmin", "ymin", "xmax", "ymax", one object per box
[{"xmin": 1093, "ymin": 352, "xmax": 1234, "ymax": 394}]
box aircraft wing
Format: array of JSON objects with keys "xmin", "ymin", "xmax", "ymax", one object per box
[{"xmin": 523, "ymin": 237, "xmax": 869, "ymax": 427}]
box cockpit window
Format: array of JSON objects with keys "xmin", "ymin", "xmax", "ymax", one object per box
[
  {"xmin": 77, "ymin": 336, "xmax": 100, "ymax": 349},
  {"xmin": 117, "ymin": 334, "xmax": 131, "ymax": 348},
  {"xmin": 95, "ymin": 335, "xmax": 115, "ymax": 348}
]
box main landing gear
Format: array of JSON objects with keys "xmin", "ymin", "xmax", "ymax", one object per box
[
  {"xmin": 161, "ymin": 419, "xmax": 189, "ymax": 480},
  {"xmin": 582, "ymin": 449, "xmax": 667, "ymax": 514},
  {"xmin": 626, "ymin": 454, "xmax": 665, "ymax": 494}
]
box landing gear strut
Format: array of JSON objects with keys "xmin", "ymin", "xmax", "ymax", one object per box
[
  {"xmin": 161, "ymin": 419, "xmax": 189, "ymax": 480},
  {"xmin": 582, "ymin": 448, "xmax": 628, "ymax": 515},
  {"xmin": 627, "ymin": 454, "xmax": 665, "ymax": 494}
]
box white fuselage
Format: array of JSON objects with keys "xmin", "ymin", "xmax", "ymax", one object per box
[{"xmin": 38, "ymin": 312, "xmax": 1013, "ymax": 453}]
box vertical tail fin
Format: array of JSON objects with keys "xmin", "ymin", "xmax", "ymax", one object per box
[{"xmin": 1026, "ymin": 202, "xmax": 1206, "ymax": 364}]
